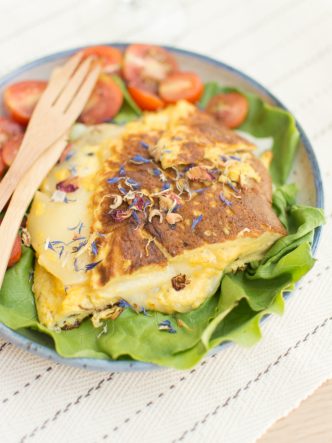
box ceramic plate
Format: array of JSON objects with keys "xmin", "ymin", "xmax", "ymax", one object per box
[{"xmin": 0, "ymin": 44, "xmax": 324, "ymax": 371}]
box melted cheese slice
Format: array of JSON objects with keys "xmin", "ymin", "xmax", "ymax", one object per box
[{"xmin": 27, "ymin": 124, "xmax": 123, "ymax": 286}]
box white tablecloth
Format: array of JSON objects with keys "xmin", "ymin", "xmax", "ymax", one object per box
[{"xmin": 0, "ymin": 0, "xmax": 331, "ymax": 442}]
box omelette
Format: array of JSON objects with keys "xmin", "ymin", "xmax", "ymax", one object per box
[{"xmin": 27, "ymin": 101, "xmax": 286, "ymax": 330}]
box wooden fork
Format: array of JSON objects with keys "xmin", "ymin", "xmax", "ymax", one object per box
[
  {"xmin": 0, "ymin": 54, "xmax": 100, "ymax": 285},
  {"xmin": 0, "ymin": 136, "xmax": 67, "ymax": 285},
  {"xmin": 0, "ymin": 51, "xmax": 100, "ymax": 213}
]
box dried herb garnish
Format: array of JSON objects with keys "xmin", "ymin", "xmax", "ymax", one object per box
[
  {"xmin": 125, "ymin": 177, "xmax": 140, "ymax": 189},
  {"xmin": 107, "ymin": 177, "xmax": 122, "ymax": 185},
  {"xmin": 153, "ymin": 168, "xmax": 162, "ymax": 177},
  {"xmin": 56, "ymin": 177, "xmax": 79, "ymax": 193},
  {"xmin": 68, "ymin": 222, "xmax": 84, "ymax": 233},
  {"xmin": 158, "ymin": 320, "xmax": 177, "ymax": 334},
  {"xmin": 193, "ymin": 187, "xmax": 209, "ymax": 194},
  {"xmin": 162, "ymin": 182, "xmax": 171, "ymax": 191},
  {"xmin": 51, "ymin": 190, "xmax": 75, "ymax": 203},
  {"xmin": 171, "ymin": 274, "xmax": 190, "ymax": 291},
  {"xmin": 226, "ymin": 180, "xmax": 239, "ymax": 193},
  {"xmin": 219, "ymin": 192, "xmax": 232, "ymax": 206},
  {"xmin": 130, "ymin": 155, "xmax": 151, "ymax": 164},
  {"xmin": 140, "ymin": 141, "xmax": 149, "ymax": 149},
  {"xmin": 71, "ymin": 240, "xmax": 88, "ymax": 253},
  {"xmin": 91, "ymin": 240, "xmax": 98, "ymax": 256},
  {"xmin": 118, "ymin": 299, "xmax": 132, "ymax": 309},
  {"xmin": 111, "ymin": 209, "xmax": 132, "ymax": 222},
  {"xmin": 119, "ymin": 164, "xmax": 126, "ymax": 176},
  {"xmin": 191, "ymin": 214, "xmax": 203, "ymax": 230},
  {"xmin": 85, "ymin": 260, "xmax": 102, "ymax": 272}
]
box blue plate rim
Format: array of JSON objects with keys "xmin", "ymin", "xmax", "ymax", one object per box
[{"xmin": 0, "ymin": 43, "xmax": 324, "ymax": 372}]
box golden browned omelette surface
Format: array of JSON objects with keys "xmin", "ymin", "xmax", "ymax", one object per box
[
  {"xmin": 92, "ymin": 101, "xmax": 285, "ymax": 287},
  {"xmin": 28, "ymin": 100, "xmax": 286, "ymax": 329}
]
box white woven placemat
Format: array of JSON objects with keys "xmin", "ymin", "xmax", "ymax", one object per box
[{"xmin": 0, "ymin": 1, "xmax": 331, "ymax": 442}]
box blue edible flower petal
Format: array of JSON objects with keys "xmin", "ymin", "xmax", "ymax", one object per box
[
  {"xmin": 118, "ymin": 186, "xmax": 127, "ymax": 195},
  {"xmin": 130, "ymin": 155, "xmax": 151, "ymax": 164},
  {"xmin": 118, "ymin": 299, "xmax": 132, "ymax": 308},
  {"xmin": 162, "ymin": 182, "xmax": 171, "ymax": 191},
  {"xmin": 193, "ymin": 187, "xmax": 209, "ymax": 194},
  {"xmin": 219, "ymin": 192, "xmax": 232, "ymax": 206},
  {"xmin": 153, "ymin": 168, "xmax": 161, "ymax": 176},
  {"xmin": 191, "ymin": 214, "xmax": 203, "ymax": 230},
  {"xmin": 85, "ymin": 260, "xmax": 102, "ymax": 272},
  {"xmin": 126, "ymin": 178, "xmax": 140, "ymax": 189},
  {"xmin": 132, "ymin": 211, "xmax": 140, "ymax": 224},
  {"xmin": 158, "ymin": 319, "xmax": 177, "ymax": 333},
  {"xmin": 140, "ymin": 141, "xmax": 149, "ymax": 149},
  {"xmin": 91, "ymin": 240, "xmax": 98, "ymax": 256},
  {"xmin": 226, "ymin": 180, "xmax": 239, "ymax": 193},
  {"xmin": 119, "ymin": 164, "xmax": 126, "ymax": 176},
  {"xmin": 107, "ymin": 177, "xmax": 122, "ymax": 184}
]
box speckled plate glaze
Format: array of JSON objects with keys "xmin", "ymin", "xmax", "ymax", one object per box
[{"xmin": 0, "ymin": 44, "xmax": 324, "ymax": 372}]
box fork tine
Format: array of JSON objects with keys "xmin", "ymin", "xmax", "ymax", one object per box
[
  {"xmin": 54, "ymin": 56, "xmax": 95, "ymax": 112},
  {"xmin": 36, "ymin": 51, "xmax": 84, "ymax": 108},
  {"xmin": 65, "ymin": 64, "xmax": 101, "ymax": 122}
]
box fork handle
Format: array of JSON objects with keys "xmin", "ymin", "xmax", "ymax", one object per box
[{"xmin": 0, "ymin": 136, "xmax": 67, "ymax": 287}]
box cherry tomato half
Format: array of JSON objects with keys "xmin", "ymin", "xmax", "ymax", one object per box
[
  {"xmin": 0, "ymin": 152, "xmax": 6, "ymax": 178},
  {"xmin": 82, "ymin": 46, "xmax": 123, "ymax": 74},
  {"xmin": 159, "ymin": 72, "xmax": 203, "ymax": 104},
  {"xmin": 128, "ymin": 85, "xmax": 164, "ymax": 111},
  {"xmin": 0, "ymin": 214, "xmax": 22, "ymax": 267},
  {"xmin": 7, "ymin": 235, "xmax": 22, "ymax": 267},
  {"xmin": 2, "ymin": 133, "xmax": 23, "ymax": 166},
  {"xmin": 4, "ymin": 81, "xmax": 47, "ymax": 125},
  {"xmin": 123, "ymin": 44, "xmax": 178, "ymax": 94},
  {"xmin": 79, "ymin": 74, "xmax": 123, "ymax": 125},
  {"xmin": 206, "ymin": 92, "xmax": 249, "ymax": 129},
  {"xmin": 0, "ymin": 116, "xmax": 23, "ymax": 147}
]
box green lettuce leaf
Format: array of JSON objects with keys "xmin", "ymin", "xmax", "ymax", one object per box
[
  {"xmin": 0, "ymin": 80, "xmax": 324, "ymax": 369},
  {"xmin": 199, "ymin": 82, "xmax": 300, "ymax": 185},
  {"xmin": 0, "ymin": 186, "xmax": 324, "ymax": 369},
  {"xmin": 111, "ymin": 75, "xmax": 142, "ymax": 124}
]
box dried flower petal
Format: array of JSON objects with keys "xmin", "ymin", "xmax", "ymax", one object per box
[
  {"xmin": 158, "ymin": 320, "xmax": 176, "ymax": 334},
  {"xmin": 107, "ymin": 176, "xmax": 122, "ymax": 185},
  {"xmin": 149, "ymin": 209, "xmax": 163, "ymax": 223},
  {"xmin": 109, "ymin": 194, "xmax": 123, "ymax": 210},
  {"xmin": 111, "ymin": 209, "xmax": 133, "ymax": 222},
  {"xmin": 119, "ymin": 164, "xmax": 126, "ymax": 176},
  {"xmin": 51, "ymin": 190, "xmax": 71, "ymax": 203},
  {"xmin": 162, "ymin": 182, "xmax": 171, "ymax": 191},
  {"xmin": 118, "ymin": 299, "xmax": 132, "ymax": 308},
  {"xmin": 186, "ymin": 166, "xmax": 214, "ymax": 182},
  {"xmin": 166, "ymin": 212, "xmax": 183, "ymax": 225},
  {"xmin": 125, "ymin": 177, "xmax": 140, "ymax": 189},
  {"xmin": 140, "ymin": 141, "xmax": 149, "ymax": 149},
  {"xmin": 226, "ymin": 180, "xmax": 239, "ymax": 193},
  {"xmin": 130, "ymin": 155, "xmax": 151, "ymax": 164},
  {"xmin": 85, "ymin": 260, "xmax": 102, "ymax": 272},
  {"xmin": 171, "ymin": 274, "xmax": 190, "ymax": 291},
  {"xmin": 191, "ymin": 214, "xmax": 203, "ymax": 230},
  {"xmin": 219, "ymin": 192, "xmax": 232, "ymax": 206},
  {"xmin": 72, "ymin": 240, "xmax": 88, "ymax": 253},
  {"xmin": 91, "ymin": 240, "xmax": 98, "ymax": 256},
  {"xmin": 131, "ymin": 211, "xmax": 140, "ymax": 225},
  {"xmin": 130, "ymin": 195, "xmax": 145, "ymax": 212},
  {"xmin": 21, "ymin": 228, "xmax": 31, "ymax": 247}
]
